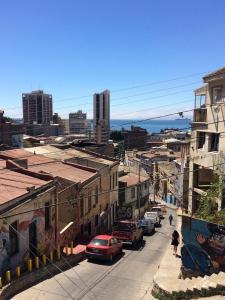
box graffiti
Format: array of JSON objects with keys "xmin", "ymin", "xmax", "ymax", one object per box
[
  {"xmin": 0, "ymin": 226, "xmax": 10, "ymax": 276},
  {"xmin": 181, "ymin": 216, "xmax": 225, "ymax": 275},
  {"xmin": 116, "ymin": 206, "xmax": 133, "ymax": 219}
]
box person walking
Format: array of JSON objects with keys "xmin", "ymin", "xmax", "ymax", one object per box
[
  {"xmin": 169, "ymin": 214, "xmax": 173, "ymax": 225},
  {"xmin": 171, "ymin": 230, "xmax": 180, "ymax": 256}
]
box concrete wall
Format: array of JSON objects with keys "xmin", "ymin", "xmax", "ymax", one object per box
[{"xmin": 189, "ymin": 76, "xmax": 225, "ymax": 213}]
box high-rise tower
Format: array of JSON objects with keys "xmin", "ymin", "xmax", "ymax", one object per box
[{"xmin": 93, "ymin": 90, "xmax": 110, "ymax": 144}]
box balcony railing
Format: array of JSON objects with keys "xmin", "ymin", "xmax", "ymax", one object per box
[{"xmin": 193, "ymin": 108, "xmax": 207, "ymax": 123}]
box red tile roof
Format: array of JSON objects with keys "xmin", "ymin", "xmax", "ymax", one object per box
[
  {"xmin": 0, "ymin": 149, "xmax": 55, "ymax": 166},
  {"xmin": 0, "ymin": 169, "xmax": 50, "ymax": 204},
  {"xmin": 28, "ymin": 161, "xmax": 97, "ymax": 183},
  {"xmin": 0, "ymin": 159, "xmax": 6, "ymax": 169},
  {"xmin": 119, "ymin": 173, "xmax": 148, "ymax": 186}
]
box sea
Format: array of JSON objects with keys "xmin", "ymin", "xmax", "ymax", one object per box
[{"xmin": 110, "ymin": 119, "xmax": 191, "ymax": 133}]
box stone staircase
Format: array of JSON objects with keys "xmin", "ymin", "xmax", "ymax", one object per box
[{"xmin": 153, "ymin": 265, "xmax": 225, "ymax": 299}]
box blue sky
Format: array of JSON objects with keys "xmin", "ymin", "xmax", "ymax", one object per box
[{"xmin": 0, "ymin": 0, "xmax": 225, "ymax": 119}]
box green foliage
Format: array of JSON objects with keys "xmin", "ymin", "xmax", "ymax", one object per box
[{"xmin": 195, "ymin": 178, "xmax": 225, "ymax": 225}]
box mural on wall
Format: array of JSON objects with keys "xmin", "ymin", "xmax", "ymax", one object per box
[
  {"xmin": 181, "ymin": 216, "xmax": 225, "ymax": 275},
  {"xmin": 0, "ymin": 225, "xmax": 10, "ymax": 276}
]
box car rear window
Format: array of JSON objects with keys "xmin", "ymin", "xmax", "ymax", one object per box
[
  {"xmin": 151, "ymin": 208, "xmax": 160, "ymax": 212},
  {"xmin": 113, "ymin": 222, "xmax": 135, "ymax": 232},
  {"xmin": 91, "ymin": 239, "xmax": 109, "ymax": 246}
]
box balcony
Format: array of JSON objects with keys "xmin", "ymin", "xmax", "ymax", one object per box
[{"xmin": 193, "ymin": 108, "xmax": 207, "ymax": 123}]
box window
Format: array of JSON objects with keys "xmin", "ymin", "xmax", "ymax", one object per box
[
  {"xmin": 115, "ymin": 172, "xmax": 118, "ymax": 187},
  {"xmin": 110, "ymin": 175, "xmax": 112, "ymax": 190},
  {"xmin": 113, "ymin": 173, "xmax": 115, "ymax": 188},
  {"xmin": 88, "ymin": 191, "xmax": 92, "ymax": 212},
  {"xmin": 45, "ymin": 202, "xmax": 51, "ymax": 230},
  {"xmin": 95, "ymin": 186, "xmax": 98, "ymax": 204},
  {"xmin": 9, "ymin": 221, "xmax": 19, "ymax": 256},
  {"xmin": 212, "ymin": 87, "xmax": 222, "ymax": 103},
  {"xmin": 131, "ymin": 187, "xmax": 135, "ymax": 198},
  {"xmin": 144, "ymin": 182, "xmax": 148, "ymax": 190},
  {"xmin": 197, "ymin": 132, "xmax": 206, "ymax": 149},
  {"xmin": 80, "ymin": 196, "xmax": 84, "ymax": 217},
  {"xmin": 209, "ymin": 133, "xmax": 219, "ymax": 152}
]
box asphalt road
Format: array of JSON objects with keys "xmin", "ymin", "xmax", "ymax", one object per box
[{"xmin": 13, "ymin": 211, "xmax": 177, "ymax": 300}]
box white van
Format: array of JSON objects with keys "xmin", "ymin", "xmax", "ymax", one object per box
[
  {"xmin": 144, "ymin": 211, "xmax": 160, "ymax": 226},
  {"xmin": 150, "ymin": 206, "xmax": 163, "ymax": 219}
]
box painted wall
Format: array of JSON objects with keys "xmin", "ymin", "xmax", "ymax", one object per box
[
  {"xmin": 0, "ymin": 187, "xmax": 56, "ymax": 276},
  {"xmin": 181, "ymin": 215, "xmax": 225, "ymax": 275}
]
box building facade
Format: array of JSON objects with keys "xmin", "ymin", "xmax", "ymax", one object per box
[
  {"xmin": 22, "ymin": 90, "xmax": 53, "ymax": 125},
  {"xmin": 123, "ymin": 126, "xmax": 148, "ymax": 150},
  {"xmin": 0, "ymin": 162, "xmax": 57, "ymax": 276},
  {"xmin": 0, "ymin": 110, "xmax": 24, "ymax": 147},
  {"xmin": 118, "ymin": 173, "xmax": 150, "ymax": 219},
  {"xmin": 69, "ymin": 110, "xmax": 90, "ymax": 135},
  {"xmin": 189, "ymin": 67, "xmax": 225, "ymax": 213},
  {"xmin": 93, "ymin": 90, "xmax": 110, "ymax": 144}
]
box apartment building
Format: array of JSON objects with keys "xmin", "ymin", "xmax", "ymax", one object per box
[
  {"xmin": 93, "ymin": 90, "xmax": 110, "ymax": 144},
  {"xmin": 69, "ymin": 110, "xmax": 90, "ymax": 135},
  {"xmin": 22, "ymin": 90, "xmax": 53, "ymax": 125},
  {"xmin": 189, "ymin": 67, "xmax": 225, "ymax": 213},
  {"xmin": 123, "ymin": 126, "xmax": 148, "ymax": 150}
]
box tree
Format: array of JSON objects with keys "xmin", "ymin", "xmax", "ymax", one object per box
[{"xmin": 195, "ymin": 177, "xmax": 225, "ymax": 225}]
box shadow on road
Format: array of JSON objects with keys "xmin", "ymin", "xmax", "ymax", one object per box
[{"xmin": 87, "ymin": 251, "xmax": 125, "ymax": 266}]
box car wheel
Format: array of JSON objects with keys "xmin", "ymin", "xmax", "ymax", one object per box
[{"xmin": 109, "ymin": 254, "xmax": 113, "ymax": 262}]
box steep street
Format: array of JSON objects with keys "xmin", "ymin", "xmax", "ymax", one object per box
[{"xmin": 13, "ymin": 211, "xmax": 176, "ymax": 300}]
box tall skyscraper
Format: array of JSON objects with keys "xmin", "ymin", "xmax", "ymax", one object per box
[
  {"xmin": 22, "ymin": 90, "xmax": 53, "ymax": 125},
  {"xmin": 69, "ymin": 110, "xmax": 89, "ymax": 134},
  {"xmin": 93, "ymin": 90, "xmax": 110, "ymax": 144}
]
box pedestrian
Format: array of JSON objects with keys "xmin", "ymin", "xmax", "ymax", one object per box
[
  {"xmin": 169, "ymin": 214, "xmax": 173, "ymax": 225},
  {"xmin": 171, "ymin": 230, "xmax": 180, "ymax": 256}
]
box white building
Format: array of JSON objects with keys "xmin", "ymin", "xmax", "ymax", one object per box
[
  {"xmin": 93, "ymin": 90, "xmax": 110, "ymax": 144},
  {"xmin": 69, "ymin": 110, "xmax": 90, "ymax": 135}
]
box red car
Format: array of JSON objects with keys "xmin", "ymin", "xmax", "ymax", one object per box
[{"xmin": 85, "ymin": 235, "xmax": 123, "ymax": 262}]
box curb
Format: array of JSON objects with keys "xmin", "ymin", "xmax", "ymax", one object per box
[{"xmin": 0, "ymin": 252, "xmax": 85, "ymax": 300}]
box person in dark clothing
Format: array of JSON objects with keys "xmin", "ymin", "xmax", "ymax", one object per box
[
  {"xmin": 171, "ymin": 230, "xmax": 179, "ymax": 256},
  {"xmin": 169, "ymin": 214, "xmax": 173, "ymax": 225}
]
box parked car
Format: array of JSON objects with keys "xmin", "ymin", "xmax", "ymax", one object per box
[
  {"xmin": 150, "ymin": 206, "xmax": 164, "ymax": 219},
  {"xmin": 112, "ymin": 220, "xmax": 143, "ymax": 247},
  {"xmin": 144, "ymin": 211, "xmax": 161, "ymax": 226},
  {"xmin": 138, "ymin": 219, "xmax": 155, "ymax": 235},
  {"xmin": 85, "ymin": 235, "xmax": 123, "ymax": 262},
  {"xmin": 157, "ymin": 204, "xmax": 167, "ymax": 214}
]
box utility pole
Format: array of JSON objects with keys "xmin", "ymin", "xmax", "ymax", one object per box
[
  {"xmin": 153, "ymin": 162, "xmax": 156, "ymax": 203},
  {"xmin": 138, "ymin": 162, "xmax": 141, "ymax": 219}
]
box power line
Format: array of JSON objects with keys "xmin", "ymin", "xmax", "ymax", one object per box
[
  {"xmin": 4, "ymin": 71, "xmax": 206, "ymax": 112},
  {"xmin": 6, "ymin": 83, "xmax": 198, "ymax": 117},
  {"xmin": 1, "ymin": 157, "xmax": 225, "ymax": 220}
]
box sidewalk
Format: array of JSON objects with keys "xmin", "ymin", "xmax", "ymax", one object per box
[{"xmin": 152, "ymin": 203, "xmax": 225, "ymax": 299}]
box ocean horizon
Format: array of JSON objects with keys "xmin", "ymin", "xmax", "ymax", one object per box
[{"xmin": 110, "ymin": 118, "xmax": 191, "ymax": 133}]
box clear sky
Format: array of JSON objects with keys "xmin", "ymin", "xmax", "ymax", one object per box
[{"xmin": 1, "ymin": 0, "xmax": 225, "ymax": 119}]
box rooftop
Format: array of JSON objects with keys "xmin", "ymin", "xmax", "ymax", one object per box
[
  {"xmin": 25, "ymin": 145, "xmax": 117, "ymax": 166},
  {"xmin": 28, "ymin": 161, "xmax": 97, "ymax": 183},
  {"xmin": 119, "ymin": 173, "xmax": 148, "ymax": 186},
  {"xmin": 0, "ymin": 148, "xmax": 55, "ymax": 166},
  {"xmin": 203, "ymin": 66, "xmax": 225, "ymax": 82},
  {"xmin": 0, "ymin": 169, "xmax": 50, "ymax": 205}
]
